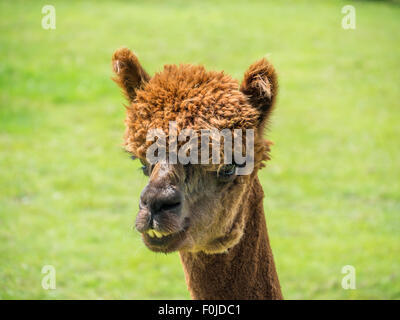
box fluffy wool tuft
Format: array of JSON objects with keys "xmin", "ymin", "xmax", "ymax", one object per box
[{"xmin": 124, "ymin": 64, "xmax": 262, "ymax": 160}]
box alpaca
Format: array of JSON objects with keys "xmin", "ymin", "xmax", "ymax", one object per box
[{"xmin": 112, "ymin": 48, "xmax": 283, "ymax": 300}]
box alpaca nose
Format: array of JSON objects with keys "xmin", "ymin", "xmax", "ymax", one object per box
[{"xmin": 139, "ymin": 185, "xmax": 183, "ymax": 218}]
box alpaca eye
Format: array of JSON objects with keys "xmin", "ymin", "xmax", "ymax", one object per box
[
  {"xmin": 218, "ymin": 164, "xmax": 236, "ymax": 177},
  {"xmin": 139, "ymin": 159, "xmax": 150, "ymax": 176},
  {"xmin": 141, "ymin": 165, "xmax": 149, "ymax": 176}
]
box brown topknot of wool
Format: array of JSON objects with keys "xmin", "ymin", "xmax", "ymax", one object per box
[
  {"xmin": 125, "ymin": 64, "xmax": 260, "ymax": 158},
  {"xmin": 112, "ymin": 48, "xmax": 278, "ymax": 166}
]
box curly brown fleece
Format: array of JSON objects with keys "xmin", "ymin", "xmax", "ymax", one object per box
[{"xmin": 112, "ymin": 48, "xmax": 274, "ymax": 168}]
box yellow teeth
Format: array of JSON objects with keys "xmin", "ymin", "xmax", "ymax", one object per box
[
  {"xmin": 147, "ymin": 230, "xmax": 155, "ymax": 238},
  {"xmin": 146, "ymin": 229, "xmax": 169, "ymax": 238},
  {"xmin": 154, "ymin": 231, "xmax": 163, "ymax": 238}
]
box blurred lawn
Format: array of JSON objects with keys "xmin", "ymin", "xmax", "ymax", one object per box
[{"xmin": 0, "ymin": 0, "xmax": 399, "ymax": 299}]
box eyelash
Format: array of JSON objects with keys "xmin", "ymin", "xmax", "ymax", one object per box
[
  {"xmin": 140, "ymin": 159, "xmax": 150, "ymax": 176},
  {"xmin": 131, "ymin": 157, "xmax": 239, "ymax": 179},
  {"xmin": 141, "ymin": 164, "xmax": 149, "ymax": 176},
  {"xmin": 129, "ymin": 155, "xmax": 150, "ymax": 176}
]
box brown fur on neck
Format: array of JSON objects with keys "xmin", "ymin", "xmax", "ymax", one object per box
[{"xmin": 179, "ymin": 177, "xmax": 283, "ymax": 300}]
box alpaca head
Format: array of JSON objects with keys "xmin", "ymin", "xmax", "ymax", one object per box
[{"xmin": 112, "ymin": 48, "xmax": 278, "ymax": 254}]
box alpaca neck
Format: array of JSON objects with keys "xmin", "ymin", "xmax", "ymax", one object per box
[{"xmin": 179, "ymin": 177, "xmax": 283, "ymax": 299}]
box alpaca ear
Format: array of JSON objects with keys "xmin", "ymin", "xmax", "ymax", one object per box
[
  {"xmin": 111, "ymin": 48, "xmax": 151, "ymax": 102},
  {"xmin": 240, "ymin": 58, "xmax": 278, "ymax": 126}
]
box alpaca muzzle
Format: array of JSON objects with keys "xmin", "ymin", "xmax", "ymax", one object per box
[{"xmin": 135, "ymin": 182, "xmax": 189, "ymax": 252}]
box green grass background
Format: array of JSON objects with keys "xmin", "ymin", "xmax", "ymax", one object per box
[{"xmin": 0, "ymin": 0, "xmax": 399, "ymax": 299}]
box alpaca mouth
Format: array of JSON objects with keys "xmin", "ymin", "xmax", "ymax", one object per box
[{"xmin": 142, "ymin": 224, "xmax": 189, "ymax": 253}]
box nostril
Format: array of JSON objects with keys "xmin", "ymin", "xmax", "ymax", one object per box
[
  {"xmin": 142, "ymin": 185, "xmax": 183, "ymax": 215},
  {"xmin": 159, "ymin": 201, "xmax": 181, "ymax": 212},
  {"xmin": 139, "ymin": 199, "xmax": 147, "ymax": 209}
]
